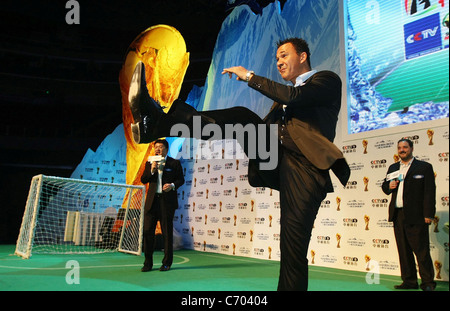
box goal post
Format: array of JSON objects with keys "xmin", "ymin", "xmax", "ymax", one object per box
[{"xmin": 15, "ymin": 175, "xmax": 146, "ymax": 259}]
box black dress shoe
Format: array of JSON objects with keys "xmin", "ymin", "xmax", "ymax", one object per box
[
  {"xmin": 128, "ymin": 61, "xmax": 164, "ymax": 144},
  {"xmin": 159, "ymin": 265, "xmax": 170, "ymax": 271},
  {"xmin": 421, "ymin": 283, "xmax": 436, "ymax": 291},
  {"xmin": 394, "ymin": 283, "xmax": 419, "ymax": 290},
  {"xmin": 141, "ymin": 265, "xmax": 152, "ymax": 272}
]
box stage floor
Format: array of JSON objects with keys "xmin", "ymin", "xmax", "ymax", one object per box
[{"xmin": 1, "ymin": 245, "xmax": 448, "ymax": 292}]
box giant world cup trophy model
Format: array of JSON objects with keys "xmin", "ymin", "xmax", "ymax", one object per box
[{"xmin": 119, "ymin": 25, "xmax": 189, "ymax": 204}]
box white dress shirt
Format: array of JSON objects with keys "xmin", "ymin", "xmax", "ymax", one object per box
[
  {"xmin": 395, "ymin": 157, "xmax": 414, "ymax": 208},
  {"xmin": 293, "ymin": 70, "xmax": 317, "ymax": 87},
  {"xmin": 156, "ymin": 156, "xmax": 167, "ymax": 194}
]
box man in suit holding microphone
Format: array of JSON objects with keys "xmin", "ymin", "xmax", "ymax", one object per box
[
  {"xmin": 140, "ymin": 139, "xmax": 184, "ymax": 272},
  {"xmin": 382, "ymin": 138, "xmax": 436, "ymax": 291}
]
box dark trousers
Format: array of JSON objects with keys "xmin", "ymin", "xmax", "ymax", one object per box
[
  {"xmin": 161, "ymin": 101, "xmax": 280, "ymax": 189},
  {"xmin": 277, "ymin": 150, "xmax": 328, "ymax": 290},
  {"xmin": 393, "ymin": 208, "xmax": 436, "ymax": 289},
  {"xmin": 164, "ymin": 101, "xmax": 271, "ymax": 157},
  {"xmin": 143, "ymin": 195, "xmax": 175, "ymax": 267}
]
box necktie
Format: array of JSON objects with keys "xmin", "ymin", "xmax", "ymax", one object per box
[{"xmin": 157, "ymin": 159, "xmax": 165, "ymax": 193}]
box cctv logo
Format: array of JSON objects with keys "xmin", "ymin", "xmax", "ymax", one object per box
[
  {"xmin": 404, "ymin": 13, "xmax": 442, "ymax": 59},
  {"xmin": 406, "ymin": 26, "xmax": 439, "ymax": 43}
]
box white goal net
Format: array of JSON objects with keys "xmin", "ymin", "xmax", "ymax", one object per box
[{"xmin": 15, "ymin": 175, "xmax": 146, "ymax": 259}]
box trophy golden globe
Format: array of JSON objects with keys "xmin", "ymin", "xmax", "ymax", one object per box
[
  {"xmin": 427, "ymin": 129, "xmax": 434, "ymax": 145},
  {"xmin": 268, "ymin": 246, "xmax": 272, "ymax": 259},
  {"xmin": 194, "ymin": 177, "xmax": 197, "ymax": 187},
  {"xmin": 434, "ymin": 260, "xmax": 442, "ymax": 279},
  {"xmin": 433, "ymin": 216, "xmax": 440, "ymax": 232},
  {"xmin": 219, "ymin": 201, "xmax": 222, "ymax": 212},
  {"xmin": 220, "ymin": 174, "xmax": 223, "ymax": 185},
  {"xmin": 232, "ymin": 243, "xmax": 236, "ymax": 255},
  {"xmin": 364, "ymin": 215, "xmax": 370, "ymax": 230},
  {"xmin": 251, "ymin": 199, "xmax": 255, "ymax": 212},
  {"xmin": 362, "ymin": 139, "xmax": 368, "ymax": 154},
  {"xmin": 269, "ymin": 215, "xmax": 273, "ymax": 227},
  {"xmin": 235, "ymin": 186, "xmax": 238, "ymax": 198},
  {"xmin": 155, "ymin": 221, "xmax": 162, "ymax": 234},
  {"xmin": 218, "ymin": 228, "xmax": 221, "ymax": 239},
  {"xmin": 363, "ymin": 176, "xmax": 369, "ymax": 191},
  {"xmin": 193, "ymin": 201, "xmax": 195, "ymax": 212},
  {"xmin": 250, "ymin": 230, "xmax": 253, "ymax": 242},
  {"xmin": 180, "ymin": 214, "xmax": 183, "ymax": 224},
  {"xmin": 203, "ymin": 241, "xmax": 206, "ymax": 251},
  {"xmin": 236, "ymin": 159, "xmax": 239, "ymax": 170},
  {"xmin": 310, "ymin": 250, "xmax": 315, "ymax": 264},
  {"xmin": 336, "ymin": 196, "xmax": 341, "ymax": 211},
  {"xmin": 393, "ymin": 154, "xmax": 400, "ymax": 162},
  {"xmin": 205, "ymin": 214, "xmax": 207, "ymax": 225},
  {"xmin": 207, "ymin": 163, "xmax": 210, "ymax": 173},
  {"xmin": 234, "ymin": 215, "xmax": 237, "ymax": 226},
  {"xmin": 191, "ymin": 226, "xmax": 194, "ymax": 237},
  {"xmin": 336, "ymin": 233, "xmax": 341, "ymax": 248},
  {"xmin": 206, "ymin": 188, "xmax": 209, "ymax": 199}
]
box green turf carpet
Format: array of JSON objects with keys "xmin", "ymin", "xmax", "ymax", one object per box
[{"xmin": 0, "ymin": 245, "xmax": 448, "ymax": 292}]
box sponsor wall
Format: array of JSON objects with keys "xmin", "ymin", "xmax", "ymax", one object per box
[
  {"xmin": 173, "ymin": 139, "xmax": 281, "ymax": 259},
  {"xmin": 315, "ymin": 126, "xmax": 448, "ymax": 280}
]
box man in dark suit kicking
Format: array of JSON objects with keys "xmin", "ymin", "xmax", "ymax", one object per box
[
  {"xmin": 140, "ymin": 139, "xmax": 184, "ymax": 272},
  {"xmin": 128, "ymin": 38, "xmax": 350, "ymax": 290},
  {"xmin": 382, "ymin": 138, "xmax": 436, "ymax": 291}
]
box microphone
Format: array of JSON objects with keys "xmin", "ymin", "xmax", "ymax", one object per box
[
  {"xmin": 386, "ymin": 171, "xmax": 399, "ymax": 181},
  {"xmin": 386, "ymin": 170, "xmax": 404, "ymax": 181},
  {"xmin": 148, "ymin": 155, "xmax": 164, "ymax": 163}
]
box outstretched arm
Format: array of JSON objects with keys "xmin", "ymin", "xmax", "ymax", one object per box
[{"xmin": 222, "ymin": 66, "xmax": 254, "ymax": 82}]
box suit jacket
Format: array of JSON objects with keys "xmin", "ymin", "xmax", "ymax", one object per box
[
  {"xmin": 141, "ymin": 156, "xmax": 185, "ymax": 212},
  {"xmin": 382, "ymin": 158, "xmax": 436, "ymax": 224},
  {"xmin": 247, "ymin": 71, "xmax": 350, "ymax": 188}
]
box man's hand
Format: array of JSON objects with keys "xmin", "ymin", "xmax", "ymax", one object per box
[
  {"xmin": 222, "ymin": 66, "xmax": 251, "ymax": 81},
  {"xmin": 150, "ymin": 161, "xmax": 158, "ymax": 174},
  {"xmin": 162, "ymin": 183, "xmax": 174, "ymax": 192},
  {"xmin": 389, "ymin": 180, "xmax": 399, "ymax": 190}
]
